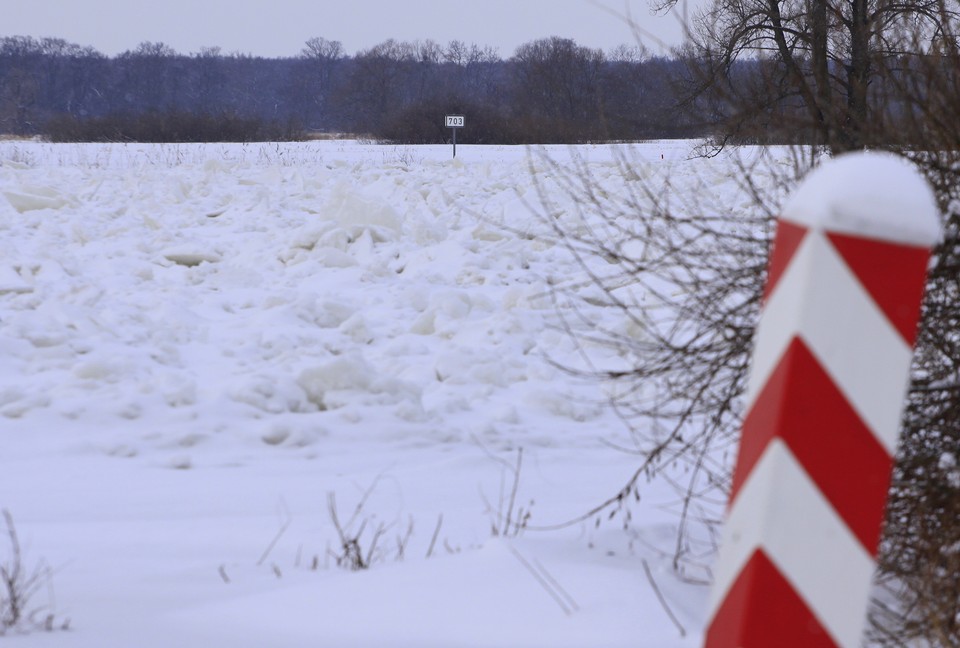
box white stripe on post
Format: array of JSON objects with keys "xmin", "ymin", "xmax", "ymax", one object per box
[
  {"xmin": 746, "ymin": 230, "xmax": 915, "ymax": 453},
  {"xmin": 706, "ymin": 440, "xmax": 876, "ymax": 648},
  {"xmin": 704, "ymin": 152, "xmax": 940, "ymax": 648}
]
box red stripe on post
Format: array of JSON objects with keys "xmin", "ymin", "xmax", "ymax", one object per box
[
  {"xmin": 763, "ymin": 220, "xmax": 808, "ymax": 303},
  {"xmin": 731, "ymin": 338, "xmax": 894, "ymax": 554},
  {"xmin": 706, "ymin": 550, "xmax": 837, "ymax": 648},
  {"xmin": 826, "ymin": 232, "xmax": 931, "ymax": 345}
]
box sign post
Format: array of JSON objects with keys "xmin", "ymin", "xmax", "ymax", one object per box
[
  {"xmin": 703, "ymin": 152, "xmax": 940, "ymax": 647},
  {"xmin": 445, "ymin": 115, "xmax": 464, "ymax": 158}
]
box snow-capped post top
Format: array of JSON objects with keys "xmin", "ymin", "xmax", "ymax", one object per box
[{"xmin": 781, "ymin": 151, "xmax": 940, "ymax": 247}]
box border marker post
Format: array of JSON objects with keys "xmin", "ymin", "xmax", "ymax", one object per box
[
  {"xmin": 704, "ymin": 152, "xmax": 940, "ymax": 648},
  {"xmin": 445, "ymin": 114, "xmax": 464, "ymax": 158}
]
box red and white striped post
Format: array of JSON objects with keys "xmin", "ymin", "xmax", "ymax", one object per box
[{"xmin": 704, "ymin": 152, "xmax": 940, "ymax": 648}]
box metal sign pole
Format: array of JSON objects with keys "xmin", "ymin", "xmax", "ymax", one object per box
[{"xmin": 452, "ymin": 126, "xmax": 457, "ymax": 158}]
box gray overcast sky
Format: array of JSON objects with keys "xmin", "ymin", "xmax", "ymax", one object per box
[{"xmin": 5, "ymin": 0, "xmax": 690, "ymax": 58}]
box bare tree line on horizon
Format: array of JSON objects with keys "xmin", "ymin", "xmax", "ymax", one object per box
[{"xmin": 0, "ymin": 33, "xmax": 699, "ymax": 143}]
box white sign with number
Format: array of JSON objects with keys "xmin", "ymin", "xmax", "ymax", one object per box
[{"xmin": 445, "ymin": 115, "xmax": 465, "ymax": 128}]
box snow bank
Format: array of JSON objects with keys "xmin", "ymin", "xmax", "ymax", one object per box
[{"xmin": 0, "ymin": 139, "xmax": 737, "ymax": 647}]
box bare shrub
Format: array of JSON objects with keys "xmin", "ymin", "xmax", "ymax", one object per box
[
  {"xmin": 479, "ymin": 447, "xmax": 532, "ymax": 539},
  {"xmin": 512, "ymin": 145, "xmax": 817, "ymax": 579},
  {"xmin": 0, "ymin": 510, "xmax": 67, "ymax": 635},
  {"xmin": 326, "ymin": 486, "xmax": 413, "ymax": 572}
]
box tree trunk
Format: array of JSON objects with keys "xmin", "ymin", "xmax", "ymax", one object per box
[
  {"xmin": 809, "ymin": 0, "xmax": 835, "ymax": 147},
  {"xmin": 845, "ymin": 0, "xmax": 871, "ymax": 150}
]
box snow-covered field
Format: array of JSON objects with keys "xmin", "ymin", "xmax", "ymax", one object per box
[{"xmin": 0, "ymin": 139, "xmax": 761, "ymax": 646}]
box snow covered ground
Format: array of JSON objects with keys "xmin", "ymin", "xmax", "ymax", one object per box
[{"xmin": 0, "ymin": 139, "xmax": 759, "ymax": 646}]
